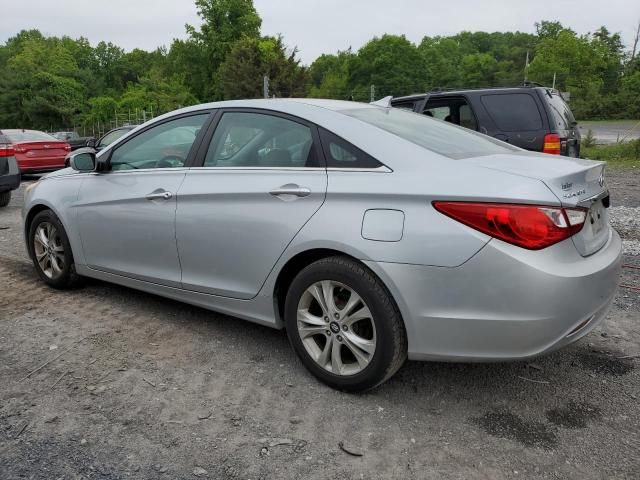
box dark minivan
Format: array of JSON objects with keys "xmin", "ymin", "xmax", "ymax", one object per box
[{"xmin": 391, "ymin": 85, "xmax": 580, "ymax": 157}]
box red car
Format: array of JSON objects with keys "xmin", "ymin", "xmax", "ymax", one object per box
[{"xmin": 0, "ymin": 129, "xmax": 70, "ymax": 173}]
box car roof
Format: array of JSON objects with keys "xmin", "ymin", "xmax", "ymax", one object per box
[
  {"xmin": 169, "ymin": 98, "xmax": 377, "ymax": 116},
  {"xmin": 392, "ymin": 86, "xmax": 552, "ymax": 102},
  {"xmin": 100, "ymin": 99, "xmax": 440, "ymax": 170}
]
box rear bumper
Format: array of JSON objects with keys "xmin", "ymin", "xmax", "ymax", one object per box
[
  {"xmin": 365, "ymin": 229, "xmax": 622, "ymax": 361},
  {"xmin": 0, "ymin": 157, "xmax": 21, "ymax": 192},
  {"xmin": 17, "ymin": 157, "xmax": 66, "ymax": 173}
]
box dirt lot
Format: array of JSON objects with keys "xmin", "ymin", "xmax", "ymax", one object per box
[{"xmin": 1, "ymin": 170, "xmax": 639, "ymax": 480}]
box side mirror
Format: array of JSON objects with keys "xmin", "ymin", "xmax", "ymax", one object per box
[
  {"xmin": 86, "ymin": 138, "xmax": 96, "ymax": 148},
  {"xmin": 68, "ymin": 149, "xmax": 96, "ymax": 172}
]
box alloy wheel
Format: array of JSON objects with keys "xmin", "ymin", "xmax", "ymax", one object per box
[
  {"xmin": 297, "ymin": 280, "xmax": 376, "ymax": 376},
  {"xmin": 33, "ymin": 222, "xmax": 65, "ymax": 279}
]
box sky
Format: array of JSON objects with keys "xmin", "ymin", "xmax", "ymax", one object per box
[{"xmin": 1, "ymin": 0, "xmax": 639, "ymax": 65}]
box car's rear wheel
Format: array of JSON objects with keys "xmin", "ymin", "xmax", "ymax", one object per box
[
  {"xmin": 0, "ymin": 191, "xmax": 10, "ymax": 207},
  {"xmin": 28, "ymin": 210, "xmax": 80, "ymax": 289},
  {"xmin": 284, "ymin": 256, "xmax": 407, "ymax": 392}
]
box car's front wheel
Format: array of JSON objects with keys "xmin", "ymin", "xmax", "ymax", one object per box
[
  {"xmin": 28, "ymin": 210, "xmax": 80, "ymax": 289},
  {"xmin": 285, "ymin": 256, "xmax": 407, "ymax": 392}
]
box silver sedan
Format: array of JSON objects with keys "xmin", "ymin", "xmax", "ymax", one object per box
[{"xmin": 22, "ymin": 99, "xmax": 621, "ymax": 391}]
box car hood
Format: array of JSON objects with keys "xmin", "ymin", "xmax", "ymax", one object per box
[{"xmin": 43, "ymin": 167, "xmax": 76, "ymax": 179}]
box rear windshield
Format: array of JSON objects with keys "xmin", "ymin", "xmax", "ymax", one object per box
[
  {"xmin": 547, "ymin": 93, "xmax": 575, "ymax": 130},
  {"xmin": 480, "ymin": 93, "xmax": 543, "ymax": 132},
  {"xmin": 342, "ymin": 107, "xmax": 518, "ymax": 159},
  {"xmin": 3, "ymin": 130, "xmax": 57, "ymax": 142}
]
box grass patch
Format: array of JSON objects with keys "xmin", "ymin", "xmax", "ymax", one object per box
[{"xmin": 581, "ymin": 140, "xmax": 640, "ymax": 168}]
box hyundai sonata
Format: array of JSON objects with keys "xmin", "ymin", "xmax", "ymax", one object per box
[{"xmin": 22, "ymin": 99, "xmax": 621, "ymax": 391}]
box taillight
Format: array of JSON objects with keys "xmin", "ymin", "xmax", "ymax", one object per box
[
  {"xmin": 64, "ymin": 143, "xmax": 71, "ymax": 151},
  {"xmin": 433, "ymin": 202, "xmax": 587, "ymax": 250},
  {"xmin": 543, "ymin": 133, "xmax": 561, "ymax": 155},
  {"xmin": 0, "ymin": 144, "xmax": 15, "ymax": 157}
]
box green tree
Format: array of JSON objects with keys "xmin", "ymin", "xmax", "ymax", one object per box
[
  {"xmin": 418, "ymin": 37, "xmax": 462, "ymax": 88},
  {"xmin": 219, "ymin": 36, "xmax": 308, "ymax": 99},
  {"xmin": 460, "ymin": 53, "xmax": 499, "ymax": 87},
  {"xmin": 614, "ymin": 71, "xmax": 640, "ymax": 118},
  {"xmin": 174, "ymin": 0, "xmax": 262, "ymax": 100},
  {"xmin": 309, "ymin": 50, "xmax": 355, "ymax": 99},
  {"xmin": 0, "ymin": 34, "xmax": 85, "ymax": 128},
  {"xmin": 350, "ymin": 35, "xmax": 426, "ymax": 99}
]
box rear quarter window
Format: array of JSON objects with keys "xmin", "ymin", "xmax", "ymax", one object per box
[{"xmin": 480, "ymin": 93, "xmax": 543, "ymax": 132}]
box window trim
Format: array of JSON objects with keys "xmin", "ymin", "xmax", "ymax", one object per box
[
  {"xmin": 191, "ymin": 108, "xmax": 326, "ymax": 169},
  {"xmin": 98, "ymin": 110, "xmax": 215, "ymax": 173}
]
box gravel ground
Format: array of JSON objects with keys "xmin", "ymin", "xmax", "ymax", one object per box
[{"xmin": 0, "ymin": 171, "xmax": 639, "ymax": 480}]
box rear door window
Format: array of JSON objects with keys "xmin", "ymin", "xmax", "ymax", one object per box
[
  {"xmin": 423, "ymin": 96, "xmax": 478, "ymax": 130},
  {"xmin": 480, "ymin": 94, "xmax": 543, "ymax": 132},
  {"xmin": 424, "ymin": 106, "xmax": 450, "ymax": 120},
  {"xmin": 204, "ymin": 112, "xmax": 319, "ymax": 168},
  {"xmin": 459, "ymin": 104, "xmax": 476, "ymax": 130}
]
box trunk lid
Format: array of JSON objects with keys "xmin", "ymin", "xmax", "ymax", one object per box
[
  {"xmin": 463, "ymin": 152, "xmax": 609, "ymax": 256},
  {"xmin": 15, "ymin": 141, "xmax": 69, "ymax": 158}
]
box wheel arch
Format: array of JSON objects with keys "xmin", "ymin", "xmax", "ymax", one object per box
[
  {"xmin": 24, "ymin": 203, "xmax": 73, "ymax": 260},
  {"xmin": 272, "ymin": 248, "xmax": 405, "ymax": 331}
]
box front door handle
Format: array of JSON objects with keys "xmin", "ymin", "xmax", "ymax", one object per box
[
  {"xmin": 146, "ymin": 190, "xmax": 173, "ymax": 201},
  {"xmin": 269, "ymin": 184, "xmax": 311, "ymax": 198}
]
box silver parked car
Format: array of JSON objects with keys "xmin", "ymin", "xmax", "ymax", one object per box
[{"xmin": 23, "ymin": 99, "xmax": 621, "ymax": 391}]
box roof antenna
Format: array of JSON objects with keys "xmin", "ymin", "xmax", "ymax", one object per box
[{"xmin": 370, "ymin": 96, "xmax": 393, "ymax": 108}]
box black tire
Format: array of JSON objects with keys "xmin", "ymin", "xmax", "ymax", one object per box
[
  {"xmin": 28, "ymin": 210, "xmax": 81, "ymax": 289},
  {"xmin": 0, "ymin": 190, "xmax": 10, "ymax": 207},
  {"xmin": 284, "ymin": 256, "xmax": 407, "ymax": 392}
]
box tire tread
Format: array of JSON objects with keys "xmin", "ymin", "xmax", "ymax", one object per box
[{"xmin": 286, "ymin": 255, "xmax": 407, "ymax": 391}]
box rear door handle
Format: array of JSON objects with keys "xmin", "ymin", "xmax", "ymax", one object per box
[
  {"xmin": 146, "ymin": 190, "xmax": 173, "ymax": 201},
  {"xmin": 269, "ymin": 184, "xmax": 311, "ymax": 198}
]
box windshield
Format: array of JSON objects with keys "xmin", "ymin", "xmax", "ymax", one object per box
[
  {"xmin": 3, "ymin": 130, "xmax": 57, "ymax": 142},
  {"xmin": 342, "ymin": 108, "xmax": 519, "ymax": 159}
]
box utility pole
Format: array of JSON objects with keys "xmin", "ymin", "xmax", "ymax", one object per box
[
  {"xmin": 552, "ymin": 72, "xmax": 556, "ymax": 90},
  {"xmin": 631, "ymin": 19, "xmax": 640, "ymax": 63},
  {"xmin": 370, "ymin": 85, "xmax": 375, "ymax": 102},
  {"xmin": 263, "ymin": 75, "xmax": 270, "ymax": 99},
  {"xmin": 524, "ymin": 50, "xmax": 530, "ymax": 83}
]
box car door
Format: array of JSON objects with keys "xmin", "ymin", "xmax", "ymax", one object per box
[
  {"xmin": 176, "ymin": 110, "xmax": 327, "ymax": 299},
  {"xmin": 75, "ymin": 113, "xmax": 211, "ymax": 287}
]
